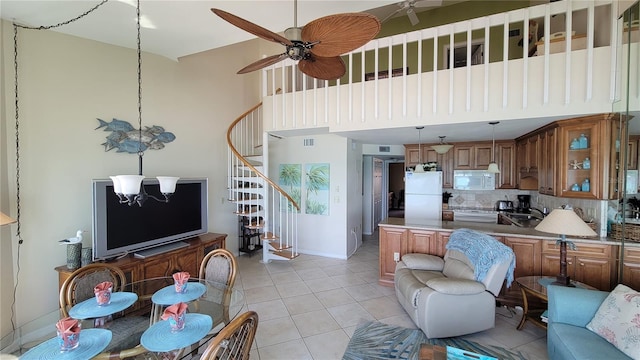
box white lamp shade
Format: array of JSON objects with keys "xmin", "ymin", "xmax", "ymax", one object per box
[
  {"xmin": 1, "ymin": 212, "xmax": 16, "ymax": 226},
  {"xmin": 535, "ymin": 208, "xmax": 597, "ymax": 237},
  {"xmin": 487, "ymin": 162, "xmax": 501, "ymax": 173},
  {"xmin": 431, "ymin": 144, "xmax": 453, "ymax": 154},
  {"xmin": 110, "ymin": 176, "xmax": 123, "ymax": 194},
  {"xmin": 116, "ymin": 175, "xmax": 144, "ymax": 195},
  {"xmin": 157, "ymin": 176, "xmax": 180, "ymax": 194}
]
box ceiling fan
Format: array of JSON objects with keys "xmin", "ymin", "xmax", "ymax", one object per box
[
  {"xmin": 381, "ymin": 0, "xmax": 443, "ymax": 26},
  {"xmin": 211, "ymin": 1, "xmax": 380, "ymax": 81}
]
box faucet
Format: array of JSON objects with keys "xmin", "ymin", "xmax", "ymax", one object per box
[{"xmin": 529, "ymin": 207, "xmax": 549, "ymax": 218}]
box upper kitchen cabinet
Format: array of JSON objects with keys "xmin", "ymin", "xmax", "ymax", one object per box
[
  {"xmin": 496, "ymin": 141, "xmax": 517, "ymax": 189},
  {"xmin": 404, "ymin": 144, "xmax": 453, "ymax": 188},
  {"xmin": 516, "ymin": 134, "xmax": 539, "ymax": 190},
  {"xmin": 453, "ymin": 143, "xmax": 493, "ymax": 170},
  {"xmin": 538, "ymin": 127, "xmax": 558, "ymax": 196},
  {"xmin": 559, "ymin": 114, "xmax": 615, "ymax": 199}
]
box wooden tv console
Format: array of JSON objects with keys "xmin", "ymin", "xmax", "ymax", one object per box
[{"xmin": 54, "ymin": 232, "xmax": 227, "ymax": 291}]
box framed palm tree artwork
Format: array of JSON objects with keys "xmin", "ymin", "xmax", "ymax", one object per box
[
  {"xmin": 305, "ymin": 163, "xmax": 330, "ymax": 215},
  {"xmin": 279, "ymin": 164, "xmax": 302, "ymax": 213}
]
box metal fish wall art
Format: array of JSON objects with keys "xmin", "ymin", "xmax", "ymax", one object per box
[{"xmin": 95, "ymin": 118, "xmax": 176, "ymax": 153}]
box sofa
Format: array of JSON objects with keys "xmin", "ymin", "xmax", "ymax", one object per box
[
  {"xmin": 394, "ymin": 229, "xmax": 515, "ymax": 338},
  {"xmin": 547, "ymin": 285, "xmax": 632, "ymax": 360}
]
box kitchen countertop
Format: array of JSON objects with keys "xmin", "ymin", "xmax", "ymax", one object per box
[{"xmin": 379, "ymin": 217, "xmax": 640, "ymax": 247}]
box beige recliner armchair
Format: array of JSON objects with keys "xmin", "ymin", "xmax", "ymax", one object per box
[{"xmin": 394, "ymin": 228, "xmax": 515, "ymax": 338}]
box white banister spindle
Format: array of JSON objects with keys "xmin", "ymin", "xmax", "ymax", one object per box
[
  {"xmin": 449, "ymin": 28, "xmax": 454, "ymax": 114},
  {"xmin": 543, "ymin": 7, "xmax": 550, "ymax": 104},
  {"xmin": 388, "ymin": 37, "xmax": 393, "ymax": 120},
  {"xmin": 466, "ymin": 24, "xmax": 471, "ymax": 112},
  {"xmin": 484, "ymin": 22, "xmax": 490, "ymax": 112},
  {"xmin": 523, "ymin": 12, "xmax": 529, "ymax": 109},
  {"xmin": 375, "ymin": 42, "xmax": 379, "ymax": 119},
  {"xmin": 610, "ymin": 0, "xmax": 618, "ymax": 102},
  {"xmin": 403, "ymin": 34, "xmax": 407, "ymax": 118},
  {"xmin": 433, "ymin": 28, "xmax": 438, "ymax": 114},
  {"xmin": 348, "ymin": 52, "xmax": 353, "ymax": 122},
  {"xmin": 586, "ymin": 1, "xmax": 594, "ymax": 101},
  {"xmin": 417, "ymin": 31, "xmax": 423, "ymax": 118},
  {"xmin": 361, "ymin": 47, "xmax": 366, "ymax": 122},
  {"xmin": 564, "ymin": 0, "xmax": 572, "ymax": 105},
  {"xmin": 502, "ymin": 12, "xmax": 509, "ymax": 108}
]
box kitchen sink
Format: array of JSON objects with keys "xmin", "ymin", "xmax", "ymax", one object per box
[{"xmin": 500, "ymin": 212, "xmax": 544, "ymax": 228}]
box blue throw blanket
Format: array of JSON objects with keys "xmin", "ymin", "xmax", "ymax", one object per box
[{"xmin": 446, "ymin": 228, "xmax": 516, "ymax": 287}]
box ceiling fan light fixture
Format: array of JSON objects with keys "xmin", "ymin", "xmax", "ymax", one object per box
[{"xmin": 431, "ymin": 136, "xmax": 453, "ymax": 154}]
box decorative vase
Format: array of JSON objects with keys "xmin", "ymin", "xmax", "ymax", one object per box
[
  {"xmin": 66, "ymin": 243, "xmax": 82, "ymax": 270},
  {"xmin": 81, "ymin": 247, "xmax": 93, "ymax": 267}
]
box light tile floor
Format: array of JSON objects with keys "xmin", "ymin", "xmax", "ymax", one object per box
[{"xmin": 235, "ymin": 232, "xmax": 548, "ymax": 360}]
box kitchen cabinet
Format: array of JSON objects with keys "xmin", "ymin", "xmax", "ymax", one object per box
[
  {"xmin": 408, "ymin": 229, "xmax": 437, "ymax": 254},
  {"xmin": 503, "ymin": 237, "xmax": 542, "ymax": 279},
  {"xmin": 424, "ymin": 148, "xmax": 453, "ymax": 188},
  {"xmin": 516, "ymin": 135, "xmax": 539, "ymax": 190},
  {"xmin": 453, "ymin": 142, "xmax": 493, "ymax": 170},
  {"xmin": 541, "ymin": 241, "xmax": 614, "ymax": 290},
  {"xmin": 433, "ymin": 231, "xmax": 451, "ymax": 257},
  {"xmin": 558, "ymin": 114, "xmax": 611, "ymax": 199},
  {"xmin": 496, "ymin": 141, "xmax": 517, "ymax": 189},
  {"xmin": 404, "ymin": 144, "xmax": 453, "ymax": 188},
  {"xmin": 442, "ymin": 210, "xmax": 454, "ymax": 222},
  {"xmin": 538, "ymin": 127, "xmax": 557, "ymax": 195},
  {"xmin": 379, "ymin": 226, "xmax": 407, "ymax": 286},
  {"xmin": 621, "ymin": 246, "xmax": 640, "ymax": 291},
  {"xmin": 628, "ymin": 136, "xmax": 639, "ymax": 170}
]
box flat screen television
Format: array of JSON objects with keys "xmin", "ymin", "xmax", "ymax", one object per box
[{"xmin": 92, "ymin": 177, "xmax": 208, "ymax": 260}]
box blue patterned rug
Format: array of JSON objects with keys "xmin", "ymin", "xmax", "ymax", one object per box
[{"xmin": 342, "ymin": 320, "xmax": 527, "ymax": 360}]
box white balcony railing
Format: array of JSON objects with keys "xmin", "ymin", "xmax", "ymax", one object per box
[{"xmin": 260, "ymin": 0, "xmax": 638, "ymax": 136}]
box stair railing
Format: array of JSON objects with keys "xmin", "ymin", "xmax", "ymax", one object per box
[{"xmin": 227, "ymin": 102, "xmax": 300, "ymax": 261}]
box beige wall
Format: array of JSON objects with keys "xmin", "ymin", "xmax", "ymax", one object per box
[{"xmin": 0, "ymin": 19, "xmax": 261, "ymax": 339}]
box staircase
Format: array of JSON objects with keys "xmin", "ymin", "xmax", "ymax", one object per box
[{"xmin": 227, "ymin": 102, "xmax": 299, "ymax": 263}]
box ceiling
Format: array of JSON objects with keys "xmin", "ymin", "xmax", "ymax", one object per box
[
  {"xmin": 3, "ymin": 0, "xmax": 627, "ymax": 146},
  {"xmin": 1, "ymin": 0, "xmax": 443, "ymax": 61}
]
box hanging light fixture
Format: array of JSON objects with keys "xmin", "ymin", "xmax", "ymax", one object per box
[
  {"xmin": 487, "ymin": 121, "xmax": 501, "ymax": 173},
  {"xmin": 413, "ymin": 126, "xmax": 425, "ymax": 172},
  {"xmin": 431, "ymin": 136, "xmax": 453, "ymax": 154},
  {"xmin": 111, "ymin": 0, "xmax": 178, "ymax": 207}
]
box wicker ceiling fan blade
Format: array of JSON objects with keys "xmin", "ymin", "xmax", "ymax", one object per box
[
  {"xmin": 301, "ymin": 13, "xmax": 381, "ymax": 57},
  {"xmin": 298, "ymin": 56, "xmax": 346, "ymax": 81},
  {"xmin": 211, "ymin": 8, "xmax": 293, "ymax": 46},
  {"xmin": 237, "ymin": 53, "xmax": 289, "ymax": 74}
]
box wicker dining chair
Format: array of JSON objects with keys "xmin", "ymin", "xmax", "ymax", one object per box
[
  {"xmin": 199, "ymin": 311, "xmax": 259, "ymax": 360},
  {"xmin": 59, "ymin": 263, "xmax": 149, "ymax": 359},
  {"xmin": 199, "ymin": 248, "xmax": 238, "ymax": 289}
]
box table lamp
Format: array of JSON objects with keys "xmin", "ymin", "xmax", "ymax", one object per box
[
  {"xmin": 534, "ymin": 207, "xmax": 597, "ymax": 286},
  {"xmin": 0, "ymin": 211, "xmax": 16, "ymax": 226}
]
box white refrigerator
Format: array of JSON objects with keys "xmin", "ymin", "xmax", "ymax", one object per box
[{"xmin": 404, "ymin": 171, "xmax": 443, "ymax": 221}]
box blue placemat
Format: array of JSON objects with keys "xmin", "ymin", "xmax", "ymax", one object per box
[
  {"xmin": 141, "ymin": 313, "xmax": 212, "ymax": 352},
  {"xmin": 151, "ymin": 283, "xmax": 206, "ymax": 305},
  {"xmin": 20, "ymin": 328, "xmax": 112, "ymax": 360},
  {"xmin": 69, "ymin": 292, "xmax": 138, "ymax": 319}
]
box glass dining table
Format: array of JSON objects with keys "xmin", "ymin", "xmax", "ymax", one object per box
[{"xmin": 5, "ymin": 277, "xmax": 245, "ymax": 360}]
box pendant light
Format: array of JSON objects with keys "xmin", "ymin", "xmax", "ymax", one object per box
[
  {"xmin": 487, "ymin": 121, "xmax": 501, "ymax": 173},
  {"xmin": 111, "ymin": 0, "xmax": 179, "ymax": 207},
  {"xmin": 414, "ymin": 127, "xmax": 425, "ymax": 172},
  {"xmin": 431, "ymin": 136, "xmax": 453, "ymax": 154}
]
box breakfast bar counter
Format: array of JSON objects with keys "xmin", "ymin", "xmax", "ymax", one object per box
[{"xmin": 378, "ymin": 218, "xmax": 639, "ymax": 293}]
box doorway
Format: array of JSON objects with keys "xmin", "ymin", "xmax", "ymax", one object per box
[{"xmin": 388, "ymin": 162, "xmax": 405, "ymax": 218}]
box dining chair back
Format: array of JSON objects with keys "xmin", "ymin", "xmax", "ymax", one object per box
[
  {"xmin": 58, "ymin": 263, "xmax": 149, "ymax": 359},
  {"xmin": 59, "ymin": 263, "xmax": 126, "ymax": 317},
  {"xmin": 200, "ymin": 311, "xmax": 259, "ymax": 360},
  {"xmin": 199, "ymin": 248, "xmax": 238, "ymax": 288}
]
